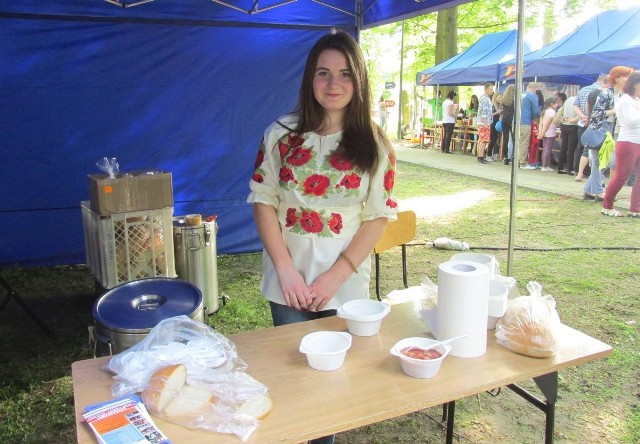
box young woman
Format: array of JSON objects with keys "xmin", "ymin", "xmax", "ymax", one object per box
[
  {"xmin": 583, "ymin": 66, "xmax": 633, "ymax": 200},
  {"xmin": 248, "ymin": 30, "xmax": 398, "ymax": 332},
  {"xmin": 601, "ymin": 70, "xmax": 640, "ymax": 217},
  {"xmin": 441, "ymin": 90, "xmax": 458, "ymax": 153},
  {"xmin": 501, "ymin": 84, "xmax": 516, "ymax": 165},
  {"xmin": 537, "ymin": 97, "xmax": 558, "ymax": 172}
]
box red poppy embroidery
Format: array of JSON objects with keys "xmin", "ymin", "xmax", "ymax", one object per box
[
  {"xmin": 386, "ymin": 197, "xmax": 398, "ymax": 208},
  {"xmin": 329, "ymin": 151, "xmax": 353, "ymax": 171},
  {"xmin": 285, "ymin": 208, "xmax": 298, "ymax": 227},
  {"xmin": 303, "ymin": 174, "xmax": 330, "ymax": 196},
  {"xmin": 300, "ymin": 210, "xmax": 323, "ymax": 233},
  {"xmin": 254, "ymin": 150, "xmax": 264, "ymax": 169},
  {"xmin": 384, "ymin": 169, "xmax": 395, "ymax": 191},
  {"xmin": 339, "ymin": 173, "xmax": 361, "ymax": 189},
  {"xmin": 287, "ymin": 147, "xmax": 313, "ymax": 166},
  {"xmin": 278, "ymin": 134, "xmax": 305, "ymax": 158},
  {"xmin": 253, "ymin": 173, "xmax": 264, "ymax": 183},
  {"xmin": 328, "ymin": 213, "xmax": 343, "ymax": 234},
  {"xmin": 279, "ymin": 166, "xmax": 295, "ymax": 183}
]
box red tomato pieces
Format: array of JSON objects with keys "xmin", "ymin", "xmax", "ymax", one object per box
[{"xmin": 400, "ymin": 346, "xmax": 442, "ymax": 360}]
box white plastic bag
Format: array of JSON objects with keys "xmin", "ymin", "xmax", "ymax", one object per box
[
  {"xmin": 495, "ymin": 281, "xmax": 561, "ymax": 358},
  {"xmin": 104, "ymin": 316, "xmax": 269, "ymax": 441}
]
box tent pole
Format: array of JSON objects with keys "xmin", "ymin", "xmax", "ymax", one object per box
[
  {"xmin": 397, "ymin": 20, "xmax": 405, "ymax": 140},
  {"xmin": 507, "ymin": 0, "xmax": 526, "ymax": 276}
]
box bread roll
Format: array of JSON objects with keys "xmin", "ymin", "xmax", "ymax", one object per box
[
  {"xmin": 237, "ymin": 394, "xmax": 273, "ymax": 420},
  {"xmin": 164, "ymin": 384, "xmax": 215, "ymax": 418},
  {"xmin": 142, "ymin": 364, "xmax": 187, "ymax": 414}
]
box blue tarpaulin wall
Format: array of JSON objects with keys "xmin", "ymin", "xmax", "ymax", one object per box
[{"xmin": 0, "ymin": 0, "xmax": 469, "ymax": 267}]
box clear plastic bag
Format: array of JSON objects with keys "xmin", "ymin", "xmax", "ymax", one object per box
[
  {"xmin": 495, "ymin": 281, "xmax": 561, "ymax": 358},
  {"xmin": 104, "ymin": 316, "xmax": 269, "ymax": 441},
  {"xmin": 96, "ymin": 157, "xmax": 119, "ymax": 179}
]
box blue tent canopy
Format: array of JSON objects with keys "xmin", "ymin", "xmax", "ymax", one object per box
[
  {"xmin": 0, "ymin": 0, "xmax": 470, "ymax": 267},
  {"xmin": 416, "ymin": 30, "xmax": 528, "ymax": 86},
  {"xmin": 499, "ymin": 6, "xmax": 640, "ymax": 85}
]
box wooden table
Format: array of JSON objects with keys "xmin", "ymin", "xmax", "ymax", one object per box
[{"xmin": 72, "ymin": 303, "xmax": 612, "ymax": 444}]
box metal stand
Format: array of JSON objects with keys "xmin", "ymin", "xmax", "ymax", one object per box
[
  {"xmin": 0, "ymin": 274, "xmax": 55, "ymax": 337},
  {"xmin": 508, "ymin": 372, "xmax": 558, "ymax": 444},
  {"xmin": 443, "ymin": 372, "xmax": 558, "ymax": 444}
]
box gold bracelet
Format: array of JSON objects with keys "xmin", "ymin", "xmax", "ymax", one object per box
[{"xmin": 339, "ymin": 252, "xmax": 359, "ymax": 274}]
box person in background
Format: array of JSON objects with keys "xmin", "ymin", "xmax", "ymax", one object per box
[
  {"xmin": 378, "ymin": 94, "xmax": 386, "ymax": 129},
  {"xmin": 487, "ymin": 91, "xmax": 503, "ymax": 161},
  {"xmin": 601, "ymin": 70, "xmax": 640, "ymax": 217},
  {"xmin": 536, "ymin": 89, "xmax": 545, "ymax": 113},
  {"xmin": 519, "ymin": 82, "xmax": 541, "ymax": 169},
  {"xmin": 537, "ymin": 97, "xmax": 559, "ymax": 172},
  {"xmin": 501, "ymin": 84, "xmax": 516, "ymax": 165},
  {"xmin": 468, "ymin": 94, "xmax": 479, "ymax": 123},
  {"xmin": 583, "ymin": 66, "xmax": 633, "ymax": 201},
  {"xmin": 440, "ymin": 90, "xmax": 458, "ymax": 154},
  {"xmin": 248, "ymin": 30, "xmax": 398, "ymax": 444},
  {"xmin": 476, "ymin": 83, "xmax": 494, "ymax": 164},
  {"xmin": 573, "ymin": 74, "xmax": 608, "ymax": 181},
  {"xmin": 559, "ymin": 95, "xmax": 580, "ymax": 174}
]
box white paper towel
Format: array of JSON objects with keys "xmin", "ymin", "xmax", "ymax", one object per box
[{"xmin": 436, "ymin": 260, "xmax": 490, "ymax": 357}]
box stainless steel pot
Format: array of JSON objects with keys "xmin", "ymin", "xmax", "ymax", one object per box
[{"xmin": 91, "ymin": 277, "xmax": 203, "ymax": 356}]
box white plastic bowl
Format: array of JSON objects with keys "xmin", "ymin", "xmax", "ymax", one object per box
[
  {"xmin": 299, "ymin": 331, "xmax": 352, "ymax": 371},
  {"xmin": 337, "ymin": 299, "xmax": 391, "ymax": 336},
  {"xmin": 390, "ymin": 337, "xmax": 452, "ymax": 379}
]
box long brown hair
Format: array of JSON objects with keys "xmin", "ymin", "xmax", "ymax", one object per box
[
  {"xmin": 293, "ymin": 29, "xmax": 393, "ymax": 172},
  {"xmin": 622, "ymin": 70, "xmax": 640, "ymax": 97}
]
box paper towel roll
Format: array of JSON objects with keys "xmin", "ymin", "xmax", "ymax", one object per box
[{"xmin": 437, "ymin": 260, "xmax": 490, "ymax": 357}]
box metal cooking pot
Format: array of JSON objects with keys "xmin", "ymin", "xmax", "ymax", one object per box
[
  {"xmin": 172, "ymin": 216, "xmax": 219, "ymax": 314},
  {"xmin": 91, "ymin": 277, "xmax": 204, "ymax": 356}
]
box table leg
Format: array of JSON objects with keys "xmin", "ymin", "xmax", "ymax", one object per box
[
  {"xmin": 445, "ymin": 400, "xmax": 455, "ymax": 444},
  {"xmin": 507, "ymin": 371, "xmax": 558, "ymax": 444}
]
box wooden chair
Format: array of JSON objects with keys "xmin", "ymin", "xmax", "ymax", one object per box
[{"xmin": 373, "ymin": 211, "xmax": 417, "ymax": 300}]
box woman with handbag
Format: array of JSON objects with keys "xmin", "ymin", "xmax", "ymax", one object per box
[
  {"xmin": 601, "ymin": 71, "xmax": 640, "ymax": 217},
  {"xmin": 582, "ymin": 66, "xmax": 633, "ymax": 201}
]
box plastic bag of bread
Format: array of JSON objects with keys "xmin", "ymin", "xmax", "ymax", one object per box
[
  {"xmin": 495, "ymin": 281, "xmax": 561, "ymax": 358},
  {"xmin": 140, "ymin": 363, "xmax": 272, "ymax": 441},
  {"xmin": 105, "ymin": 316, "xmax": 272, "ymax": 441}
]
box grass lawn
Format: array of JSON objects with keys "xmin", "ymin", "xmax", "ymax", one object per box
[{"xmin": 1, "ymin": 160, "xmax": 638, "ymax": 443}]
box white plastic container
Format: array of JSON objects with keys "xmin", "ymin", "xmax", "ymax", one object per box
[
  {"xmin": 390, "ymin": 337, "xmax": 452, "ymax": 379},
  {"xmin": 299, "ymin": 331, "xmax": 352, "ymax": 371},
  {"xmin": 337, "ymin": 299, "xmax": 390, "ymax": 336},
  {"xmin": 487, "ymin": 279, "xmax": 508, "ymax": 329}
]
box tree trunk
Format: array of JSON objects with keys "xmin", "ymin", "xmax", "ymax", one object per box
[{"xmin": 435, "ymin": 8, "xmax": 458, "ymax": 99}]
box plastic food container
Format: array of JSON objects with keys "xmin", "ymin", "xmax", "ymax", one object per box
[
  {"xmin": 487, "ymin": 279, "xmax": 508, "ymax": 330},
  {"xmin": 337, "ymin": 299, "xmax": 391, "ymax": 336},
  {"xmin": 299, "ymin": 331, "xmax": 352, "ymax": 371},
  {"xmin": 390, "ymin": 337, "xmax": 452, "ymax": 379}
]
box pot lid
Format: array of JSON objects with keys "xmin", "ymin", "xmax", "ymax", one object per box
[{"xmin": 93, "ymin": 278, "xmax": 203, "ymax": 331}]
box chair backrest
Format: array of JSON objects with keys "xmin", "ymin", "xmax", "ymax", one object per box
[{"xmin": 374, "ymin": 211, "xmax": 417, "ymax": 254}]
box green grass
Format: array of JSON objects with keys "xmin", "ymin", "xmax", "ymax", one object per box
[{"xmin": 1, "ymin": 160, "xmax": 638, "ymax": 443}]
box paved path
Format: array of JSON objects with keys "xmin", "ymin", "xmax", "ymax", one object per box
[{"xmin": 393, "ymin": 140, "xmax": 631, "ymax": 210}]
